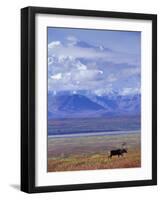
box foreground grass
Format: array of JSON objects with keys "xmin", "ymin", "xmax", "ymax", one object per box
[{"xmin": 48, "ymin": 148, "xmax": 141, "ymax": 172}]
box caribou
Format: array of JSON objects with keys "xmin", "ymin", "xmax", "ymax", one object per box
[{"xmin": 108, "ymin": 143, "xmax": 128, "ymax": 159}]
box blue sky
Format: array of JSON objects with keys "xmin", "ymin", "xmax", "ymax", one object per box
[
  {"xmin": 48, "ymin": 27, "xmax": 141, "ymax": 55},
  {"xmin": 47, "ymin": 27, "xmax": 141, "ymax": 96}
]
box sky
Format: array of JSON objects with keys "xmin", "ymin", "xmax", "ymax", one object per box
[
  {"xmin": 47, "ymin": 27, "xmax": 141, "ymax": 96},
  {"xmin": 48, "ymin": 27, "xmax": 141, "ymax": 55}
]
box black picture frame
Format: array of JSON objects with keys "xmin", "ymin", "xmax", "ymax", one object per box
[{"xmin": 21, "ymin": 6, "xmax": 157, "ymax": 193}]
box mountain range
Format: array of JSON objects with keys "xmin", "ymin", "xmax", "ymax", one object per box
[{"xmin": 48, "ymin": 91, "xmax": 141, "ymax": 119}]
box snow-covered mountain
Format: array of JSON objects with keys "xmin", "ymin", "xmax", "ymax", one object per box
[{"xmin": 48, "ymin": 91, "xmax": 141, "ymax": 119}]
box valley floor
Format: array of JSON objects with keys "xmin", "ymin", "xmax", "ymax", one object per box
[{"xmin": 48, "ymin": 132, "xmax": 141, "ymax": 172}]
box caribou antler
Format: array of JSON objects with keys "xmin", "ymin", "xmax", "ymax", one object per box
[{"xmin": 121, "ymin": 142, "xmax": 127, "ymax": 149}]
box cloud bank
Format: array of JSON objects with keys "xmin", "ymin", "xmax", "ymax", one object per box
[{"xmin": 48, "ymin": 35, "xmax": 141, "ymax": 96}]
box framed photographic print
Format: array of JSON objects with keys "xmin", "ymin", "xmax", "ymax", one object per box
[{"xmin": 21, "ymin": 6, "xmax": 157, "ymax": 193}]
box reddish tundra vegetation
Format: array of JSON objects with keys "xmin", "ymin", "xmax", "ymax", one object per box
[{"xmin": 48, "ymin": 132, "xmax": 141, "ymax": 172}]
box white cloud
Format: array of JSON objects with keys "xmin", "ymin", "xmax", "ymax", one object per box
[
  {"xmin": 94, "ymin": 86, "xmax": 113, "ymax": 96},
  {"xmin": 48, "ymin": 57, "xmax": 54, "ymax": 65},
  {"xmin": 48, "ymin": 40, "xmax": 109, "ymax": 60},
  {"xmin": 99, "ymin": 70, "xmax": 103, "ymax": 74},
  {"xmin": 74, "ymin": 69, "xmax": 103, "ymax": 81},
  {"xmin": 77, "ymin": 62, "xmax": 87, "ymax": 71},
  {"xmin": 48, "ymin": 41, "xmax": 61, "ymax": 48},
  {"xmin": 120, "ymin": 87, "xmax": 140, "ymax": 96},
  {"xmin": 48, "ymin": 39, "xmax": 140, "ymax": 66},
  {"xmin": 47, "ymin": 38, "xmax": 141, "ymax": 94},
  {"xmin": 107, "ymin": 74, "xmax": 117, "ymax": 82},
  {"xmin": 122, "ymin": 67, "xmax": 140, "ymax": 77},
  {"xmin": 66, "ymin": 36, "xmax": 78, "ymax": 46},
  {"xmin": 51, "ymin": 73, "xmax": 62, "ymax": 80},
  {"xmin": 99, "ymin": 45, "xmax": 104, "ymax": 51}
]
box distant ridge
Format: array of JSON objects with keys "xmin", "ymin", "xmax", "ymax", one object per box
[{"xmin": 48, "ymin": 92, "xmax": 141, "ymax": 119}]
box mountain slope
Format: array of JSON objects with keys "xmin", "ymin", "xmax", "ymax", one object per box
[{"xmin": 48, "ymin": 92, "xmax": 141, "ymax": 119}]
